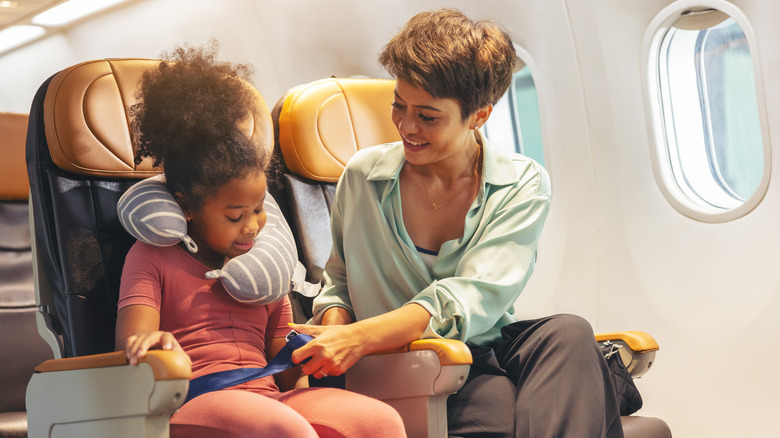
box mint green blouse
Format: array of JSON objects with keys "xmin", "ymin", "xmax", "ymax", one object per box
[{"xmin": 312, "ymin": 135, "xmax": 551, "ymax": 347}]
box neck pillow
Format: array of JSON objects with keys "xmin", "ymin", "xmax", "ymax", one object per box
[{"xmin": 117, "ymin": 175, "xmax": 297, "ymax": 305}]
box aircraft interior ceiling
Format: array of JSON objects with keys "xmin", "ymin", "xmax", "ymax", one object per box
[{"xmin": 1, "ymin": 0, "xmax": 779, "ymax": 436}]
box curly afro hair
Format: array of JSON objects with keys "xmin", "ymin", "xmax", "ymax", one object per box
[{"xmin": 130, "ymin": 41, "xmax": 267, "ymax": 210}]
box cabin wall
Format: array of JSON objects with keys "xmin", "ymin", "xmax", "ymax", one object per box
[
  {"xmin": 564, "ymin": 2, "xmax": 780, "ymax": 436},
  {"xmin": 1, "ymin": 0, "xmax": 777, "ymax": 436}
]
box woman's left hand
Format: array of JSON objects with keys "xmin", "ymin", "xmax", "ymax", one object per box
[{"xmin": 289, "ymin": 323, "xmax": 369, "ymax": 378}]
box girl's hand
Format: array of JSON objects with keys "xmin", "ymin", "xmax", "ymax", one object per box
[
  {"xmin": 123, "ymin": 330, "xmax": 187, "ymax": 365},
  {"xmin": 289, "ymin": 323, "xmax": 368, "ymax": 378}
]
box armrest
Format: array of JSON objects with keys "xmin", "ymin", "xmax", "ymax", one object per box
[
  {"xmin": 595, "ymin": 331, "xmax": 659, "ymax": 378},
  {"xmin": 372, "ymin": 338, "xmax": 473, "ymax": 365},
  {"xmin": 34, "ymin": 350, "xmax": 191, "ymax": 380},
  {"xmin": 595, "ymin": 331, "xmax": 659, "ymax": 353},
  {"xmin": 348, "ymin": 339, "xmax": 472, "ymax": 438},
  {"xmin": 354, "ymin": 338, "xmax": 472, "ymax": 396},
  {"xmin": 26, "ymin": 350, "xmax": 191, "ymax": 437}
]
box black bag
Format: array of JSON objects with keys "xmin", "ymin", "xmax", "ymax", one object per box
[{"xmin": 602, "ymin": 343, "xmax": 643, "ymax": 416}]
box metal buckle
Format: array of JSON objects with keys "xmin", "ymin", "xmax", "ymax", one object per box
[
  {"xmin": 285, "ymin": 330, "xmax": 299, "ymax": 342},
  {"xmin": 601, "ymin": 340, "xmax": 623, "ymax": 359}
]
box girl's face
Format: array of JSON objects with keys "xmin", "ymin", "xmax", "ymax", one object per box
[
  {"xmin": 185, "ymin": 172, "xmax": 267, "ymax": 269},
  {"xmin": 391, "ymin": 80, "xmax": 489, "ymax": 168}
]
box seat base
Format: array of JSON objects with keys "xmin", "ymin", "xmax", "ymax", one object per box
[
  {"xmin": 26, "ymin": 361, "xmax": 188, "ymax": 438},
  {"xmin": 346, "ymin": 349, "xmax": 469, "ymax": 438}
]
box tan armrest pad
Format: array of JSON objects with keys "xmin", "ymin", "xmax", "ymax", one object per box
[
  {"xmin": 373, "ymin": 339, "xmax": 473, "ymax": 366},
  {"xmin": 34, "ymin": 350, "xmax": 191, "ymax": 380},
  {"xmin": 595, "ymin": 331, "xmax": 659, "ymax": 353}
]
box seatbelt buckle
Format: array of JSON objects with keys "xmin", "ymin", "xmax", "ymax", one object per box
[{"xmin": 286, "ymin": 329, "xmax": 300, "ymax": 342}]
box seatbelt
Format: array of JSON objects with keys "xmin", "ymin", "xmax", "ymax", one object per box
[{"xmin": 184, "ymin": 331, "xmax": 313, "ymax": 403}]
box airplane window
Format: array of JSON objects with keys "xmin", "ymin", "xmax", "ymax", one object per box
[
  {"xmin": 483, "ymin": 63, "xmax": 544, "ymax": 167},
  {"xmin": 652, "ymin": 9, "xmax": 768, "ymax": 220}
]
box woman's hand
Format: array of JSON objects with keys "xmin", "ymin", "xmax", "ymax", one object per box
[
  {"xmin": 291, "ymin": 304, "xmax": 432, "ymax": 378},
  {"xmin": 289, "ymin": 323, "xmax": 369, "ymax": 378},
  {"xmin": 123, "ymin": 330, "xmax": 187, "ymax": 365}
]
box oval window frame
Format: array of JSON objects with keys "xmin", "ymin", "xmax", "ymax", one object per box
[
  {"xmin": 482, "ymin": 45, "xmax": 548, "ymax": 169},
  {"xmin": 641, "ymin": 0, "xmax": 771, "ymax": 223}
]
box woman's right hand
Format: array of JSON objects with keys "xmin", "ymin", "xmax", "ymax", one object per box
[
  {"xmin": 289, "ymin": 323, "xmax": 370, "ymax": 377},
  {"xmin": 123, "ymin": 330, "xmax": 187, "ymax": 365},
  {"xmin": 291, "ymin": 302, "xmax": 432, "ymax": 377}
]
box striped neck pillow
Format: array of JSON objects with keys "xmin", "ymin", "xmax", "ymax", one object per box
[{"xmin": 117, "ymin": 175, "xmax": 296, "ymax": 305}]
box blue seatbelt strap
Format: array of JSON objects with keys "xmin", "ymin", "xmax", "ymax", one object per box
[{"xmin": 184, "ymin": 330, "xmax": 313, "ymax": 403}]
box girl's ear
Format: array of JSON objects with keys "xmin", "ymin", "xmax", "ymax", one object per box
[{"xmin": 173, "ymin": 192, "xmax": 191, "ymax": 221}]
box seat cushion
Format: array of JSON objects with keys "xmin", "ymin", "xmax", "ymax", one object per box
[{"xmin": 283, "ymin": 174, "xmax": 336, "ymax": 284}]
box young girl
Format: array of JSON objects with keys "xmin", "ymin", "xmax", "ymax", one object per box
[{"xmin": 115, "ymin": 44, "xmax": 405, "ymax": 438}]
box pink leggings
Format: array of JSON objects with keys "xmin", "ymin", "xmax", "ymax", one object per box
[{"xmin": 170, "ymin": 386, "xmax": 406, "ymax": 437}]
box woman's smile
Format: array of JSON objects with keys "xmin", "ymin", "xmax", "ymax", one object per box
[{"xmin": 401, "ymin": 133, "xmax": 430, "ymax": 152}]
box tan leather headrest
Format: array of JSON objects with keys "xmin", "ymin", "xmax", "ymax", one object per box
[
  {"xmin": 277, "ymin": 78, "xmax": 401, "ymax": 183},
  {"xmin": 42, "ymin": 58, "xmax": 271, "ymax": 178},
  {"xmin": 0, "ymin": 112, "xmax": 29, "ymax": 200},
  {"xmin": 43, "ymin": 59, "xmax": 163, "ymax": 178}
]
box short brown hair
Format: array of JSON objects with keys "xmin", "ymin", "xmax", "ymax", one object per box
[{"xmin": 378, "ymin": 8, "xmax": 516, "ymax": 120}]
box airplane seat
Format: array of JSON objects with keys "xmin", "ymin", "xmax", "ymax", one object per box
[
  {"xmin": 273, "ymin": 77, "xmax": 671, "ymax": 438},
  {"xmin": 268, "ymin": 78, "xmax": 402, "ymax": 320},
  {"xmin": 273, "ymin": 78, "xmax": 473, "ymax": 438},
  {"xmin": 24, "ymin": 59, "xmax": 191, "ymax": 438},
  {"xmin": 0, "ymin": 112, "xmax": 53, "ymax": 438}
]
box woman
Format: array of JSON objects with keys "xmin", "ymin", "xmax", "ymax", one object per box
[{"xmin": 291, "ymin": 9, "xmax": 623, "ymax": 438}]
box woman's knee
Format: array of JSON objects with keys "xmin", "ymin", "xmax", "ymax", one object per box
[
  {"xmin": 533, "ymin": 314, "xmax": 608, "ymax": 374},
  {"xmin": 544, "ymin": 314, "xmax": 597, "ymax": 346}
]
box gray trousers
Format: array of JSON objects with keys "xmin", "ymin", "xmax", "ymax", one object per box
[{"xmin": 446, "ymin": 314, "xmax": 624, "ymax": 438}]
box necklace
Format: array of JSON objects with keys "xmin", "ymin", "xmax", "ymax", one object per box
[{"xmin": 418, "ymin": 145, "xmax": 482, "ymax": 210}]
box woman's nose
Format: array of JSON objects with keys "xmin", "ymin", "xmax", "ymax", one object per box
[{"xmin": 397, "ymin": 111, "xmax": 418, "ymax": 135}]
